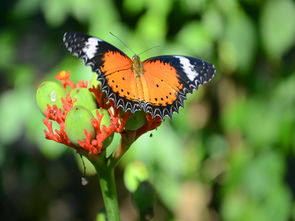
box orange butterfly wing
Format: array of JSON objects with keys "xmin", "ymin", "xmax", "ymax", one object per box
[
  {"xmin": 101, "ymin": 51, "xmax": 140, "ymax": 110},
  {"xmin": 63, "ymin": 32, "xmax": 216, "ymax": 118}
]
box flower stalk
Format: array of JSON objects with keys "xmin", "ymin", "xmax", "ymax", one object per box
[{"xmin": 92, "ymin": 157, "xmax": 120, "ymax": 221}]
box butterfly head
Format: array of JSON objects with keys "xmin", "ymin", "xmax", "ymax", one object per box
[{"xmin": 132, "ymin": 55, "xmax": 144, "ymax": 76}]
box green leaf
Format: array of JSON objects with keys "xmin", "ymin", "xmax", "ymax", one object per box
[
  {"xmin": 184, "ymin": 0, "xmax": 207, "ymax": 13},
  {"xmin": 13, "ymin": 0, "xmax": 40, "ymax": 17},
  {"xmin": 222, "ymin": 151, "xmax": 291, "ymax": 221},
  {"xmin": 241, "ymin": 151, "xmax": 284, "ymax": 198},
  {"xmin": 0, "ymin": 89, "xmax": 31, "ymax": 145},
  {"xmin": 260, "ymin": 0, "xmax": 295, "ymax": 60},
  {"xmin": 41, "ymin": 0, "xmax": 69, "ymax": 26},
  {"xmin": 124, "ymin": 161, "xmax": 149, "ymax": 192},
  {"xmin": 123, "ymin": 0, "xmax": 145, "ymax": 14},
  {"xmin": 75, "ymin": 154, "xmax": 96, "ymax": 176},
  {"xmin": 0, "ymin": 32, "xmax": 16, "ymax": 70},
  {"xmin": 137, "ymin": 12, "xmax": 166, "ymax": 43},
  {"xmin": 219, "ymin": 10, "xmax": 256, "ymax": 73},
  {"xmin": 177, "ymin": 21, "xmax": 213, "ymax": 57},
  {"xmin": 203, "ymin": 6, "xmax": 224, "ymax": 41},
  {"xmin": 126, "ymin": 123, "xmax": 184, "ymax": 210}
]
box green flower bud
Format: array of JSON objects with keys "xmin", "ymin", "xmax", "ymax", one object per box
[
  {"xmin": 92, "ymin": 108, "xmax": 114, "ymax": 148},
  {"xmin": 125, "ymin": 111, "xmax": 146, "ymax": 130},
  {"xmin": 36, "ymin": 81, "xmax": 66, "ymax": 114},
  {"xmin": 70, "ymin": 88, "xmax": 97, "ymax": 110},
  {"xmin": 65, "ymin": 106, "xmax": 95, "ymax": 145}
]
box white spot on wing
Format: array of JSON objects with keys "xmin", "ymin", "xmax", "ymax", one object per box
[
  {"xmin": 82, "ymin": 37, "xmax": 100, "ymax": 59},
  {"xmin": 175, "ymin": 56, "xmax": 199, "ymax": 81}
]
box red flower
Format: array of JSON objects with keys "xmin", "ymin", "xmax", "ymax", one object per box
[{"xmin": 41, "ymin": 71, "xmax": 162, "ymax": 155}]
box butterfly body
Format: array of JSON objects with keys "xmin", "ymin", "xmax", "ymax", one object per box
[
  {"xmin": 63, "ymin": 32, "xmax": 216, "ymax": 119},
  {"xmin": 131, "ymin": 55, "xmax": 144, "ymax": 77}
]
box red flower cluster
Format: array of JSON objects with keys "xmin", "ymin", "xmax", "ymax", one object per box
[{"xmin": 42, "ymin": 71, "xmax": 162, "ymax": 155}]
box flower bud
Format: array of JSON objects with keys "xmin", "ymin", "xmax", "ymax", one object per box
[
  {"xmin": 65, "ymin": 106, "xmax": 95, "ymax": 145},
  {"xmin": 70, "ymin": 88, "xmax": 97, "ymax": 110},
  {"xmin": 92, "ymin": 108, "xmax": 114, "ymax": 148},
  {"xmin": 36, "ymin": 81, "xmax": 66, "ymax": 114},
  {"xmin": 125, "ymin": 111, "xmax": 146, "ymax": 130}
]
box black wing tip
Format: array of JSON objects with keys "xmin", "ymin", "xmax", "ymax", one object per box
[
  {"xmin": 63, "ymin": 31, "xmax": 75, "ymax": 41},
  {"xmin": 63, "ymin": 32, "xmax": 91, "ymax": 43},
  {"xmin": 63, "ymin": 32, "xmax": 77, "ymax": 46},
  {"xmin": 63, "ymin": 32, "xmax": 74, "ymax": 40},
  {"xmin": 204, "ymin": 62, "xmax": 216, "ymax": 81},
  {"xmin": 193, "ymin": 60, "xmax": 216, "ymax": 85},
  {"xmin": 205, "ymin": 62, "xmax": 216, "ymax": 83},
  {"xmin": 63, "ymin": 32, "xmax": 69, "ymax": 43}
]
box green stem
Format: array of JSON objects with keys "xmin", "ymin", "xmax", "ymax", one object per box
[
  {"xmin": 113, "ymin": 131, "xmax": 136, "ymax": 166},
  {"xmin": 93, "ymin": 159, "xmax": 120, "ymax": 221},
  {"xmin": 89, "ymin": 131, "xmax": 137, "ymax": 220}
]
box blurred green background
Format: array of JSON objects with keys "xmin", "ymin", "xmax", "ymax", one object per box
[{"xmin": 1, "ymin": 0, "xmax": 295, "ymax": 220}]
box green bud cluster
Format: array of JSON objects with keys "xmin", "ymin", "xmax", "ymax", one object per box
[
  {"xmin": 36, "ymin": 76, "xmax": 149, "ymax": 149},
  {"xmin": 36, "ymin": 80, "xmax": 114, "ymax": 148}
]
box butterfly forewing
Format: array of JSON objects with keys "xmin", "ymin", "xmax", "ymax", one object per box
[
  {"xmin": 63, "ymin": 32, "xmax": 137, "ymax": 106},
  {"xmin": 141, "ymin": 55, "xmax": 215, "ymax": 118},
  {"xmin": 145, "ymin": 55, "xmax": 215, "ymax": 91}
]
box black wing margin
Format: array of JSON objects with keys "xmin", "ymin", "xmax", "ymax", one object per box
[{"xmin": 63, "ymin": 32, "xmax": 127, "ymax": 74}]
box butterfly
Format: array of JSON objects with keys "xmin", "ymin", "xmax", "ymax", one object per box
[{"xmin": 63, "ymin": 32, "xmax": 216, "ymax": 119}]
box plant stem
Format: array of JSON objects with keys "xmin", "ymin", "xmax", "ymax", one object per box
[
  {"xmin": 113, "ymin": 131, "xmax": 136, "ymax": 166},
  {"xmin": 90, "ymin": 131, "xmax": 138, "ymax": 220},
  {"xmin": 93, "ymin": 159, "xmax": 120, "ymax": 221}
]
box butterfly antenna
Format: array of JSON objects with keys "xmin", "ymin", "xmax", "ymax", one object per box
[
  {"xmin": 109, "ymin": 32, "xmax": 136, "ymax": 55},
  {"xmin": 137, "ymin": 45, "xmax": 160, "ymax": 56}
]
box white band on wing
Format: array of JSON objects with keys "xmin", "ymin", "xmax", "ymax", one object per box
[{"xmin": 174, "ymin": 56, "xmax": 199, "ymax": 81}]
